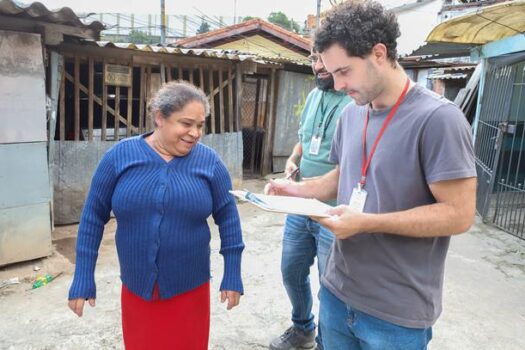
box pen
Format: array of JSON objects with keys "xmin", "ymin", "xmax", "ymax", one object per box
[
  {"xmin": 285, "ymin": 168, "xmax": 299, "ymax": 180},
  {"xmin": 244, "ymin": 190, "xmax": 268, "ymax": 207}
]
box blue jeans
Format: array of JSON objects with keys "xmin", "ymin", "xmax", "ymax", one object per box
[
  {"xmin": 319, "ymin": 285, "xmax": 433, "ymax": 350},
  {"xmin": 281, "ymin": 214, "xmax": 334, "ymax": 349}
]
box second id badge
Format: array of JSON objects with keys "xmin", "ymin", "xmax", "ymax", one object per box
[
  {"xmin": 309, "ymin": 135, "xmax": 321, "ymax": 155},
  {"xmin": 349, "ymin": 187, "xmax": 367, "ymax": 213}
]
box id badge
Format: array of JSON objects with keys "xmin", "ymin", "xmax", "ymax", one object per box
[
  {"xmin": 349, "ymin": 187, "xmax": 367, "ymax": 213},
  {"xmin": 309, "ymin": 135, "xmax": 321, "ymax": 155}
]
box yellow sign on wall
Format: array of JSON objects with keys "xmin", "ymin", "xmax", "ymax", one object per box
[{"xmin": 104, "ymin": 64, "xmax": 132, "ymax": 87}]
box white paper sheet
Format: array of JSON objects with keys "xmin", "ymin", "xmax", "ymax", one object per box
[{"xmin": 230, "ymin": 190, "xmax": 332, "ymax": 217}]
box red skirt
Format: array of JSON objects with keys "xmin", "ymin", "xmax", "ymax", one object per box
[{"xmin": 121, "ymin": 282, "xmax": 210, "ymax": 350}]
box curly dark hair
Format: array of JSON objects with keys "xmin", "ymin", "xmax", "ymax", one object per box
[{"xmin": 314, "ymin": 0, "xmax": 400, "ymax": 62}]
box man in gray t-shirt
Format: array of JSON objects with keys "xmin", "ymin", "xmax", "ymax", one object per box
[{"xmin": 265, "ymin": 1, "xmax": 477, "ymax": 349}]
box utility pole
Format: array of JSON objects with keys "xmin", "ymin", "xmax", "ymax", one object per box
[
  {"xmin": 316, "ymin": 0, "xmax": 321, "ymax": 29},
  {"xmin": 234, "ymin": 0, "xmax": 237, "ymax": 24},
  {"xmin": 160, "ymin": 0, "xmax": 166, "ymax": 45}
]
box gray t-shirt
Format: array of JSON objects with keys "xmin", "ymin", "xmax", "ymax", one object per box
[{"xmin": 323, "ymin": 84, "xmax": 476, "ymax": 329}]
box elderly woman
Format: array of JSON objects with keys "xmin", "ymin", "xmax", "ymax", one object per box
[{"xmin": 68, "ymin": 81, "xmax": 244, "ymax": 349}]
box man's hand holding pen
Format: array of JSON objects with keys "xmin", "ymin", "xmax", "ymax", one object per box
[{"xmin": 285, "ymin": 167, "xmax": 300, "ymax": 180}]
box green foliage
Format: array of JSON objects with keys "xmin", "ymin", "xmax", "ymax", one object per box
[
  {"xmin": 242, "ymin": 16, "xmax": 260, "ymax": 22},
  {"xmin": 197, "ymin": 21, "xmax": 211, "ymax": 35},
  {"xmin": 267, "ymin": 11, "xmax": 300, "ymax": 33},
  {"xmin": 127, "ymin": 30, "xmax": 157, "ymax": 44}
]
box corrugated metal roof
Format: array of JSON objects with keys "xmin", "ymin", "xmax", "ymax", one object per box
[
  {"xmin": 428, "ymin": 65, "xmax": 476, "ymax": 80},
  {"xmin": 444, "ymin": 65, "xmax": 476, "ymax": 72},
  {"xmin": 408, "ymin": 42, "xmax": 474, "ymax": 58},
  {"xmin": 89, "ymin": 41, "xmax": 309, "ymax": 66},
  {"xmin": 428, "ymin": 73, "xmax": 468, "ymax": 80},
  {"xmin": 426, "ymin": 0, "xmax": 525, "ymax": 44},
  {"xmin": 0, "ymin": 0, "xmax": 104, "ymax": 32}
]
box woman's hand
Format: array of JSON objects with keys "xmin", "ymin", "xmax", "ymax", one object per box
[
  {"xmin": 219, "ymin": 290, "xmax": 241, "ymax": 310},
  {"xmin": 68, "ymin": 298, "xmax": 96, "ymax": 317}
]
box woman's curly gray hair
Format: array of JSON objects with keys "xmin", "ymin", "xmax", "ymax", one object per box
[
  {"xmin": 148, "ymin": 80, "xmax": 210, "ymax": 127},
  {"xmin": 314, "ymin": 0, "xmax": 400, "ymax": 63}
]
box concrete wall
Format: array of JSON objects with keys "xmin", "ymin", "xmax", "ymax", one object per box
[
  {"xmin": 395, "ymin": 0, "xmax": 442, "ymax": 56},
  {"xmin": 272, "ymin": 70, "xmax": 315, "ymax": 173},
  {"xmin": 52, "ymin": 132, "xmax": 243, "ymax": 224},
  {"xmin": 0, "ymin": 30, "xmax": 52, "ymax": 266}
]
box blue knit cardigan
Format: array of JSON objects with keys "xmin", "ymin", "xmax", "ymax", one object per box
[{"xmin": 68, "ymin": 135, "xmax": 244, "ymax": 301}]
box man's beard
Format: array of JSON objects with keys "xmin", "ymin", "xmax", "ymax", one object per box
[{"xmin": 315, "ymin": 74, "xmax": 334, "ymax": 91}]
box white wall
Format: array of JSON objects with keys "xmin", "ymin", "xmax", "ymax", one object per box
[{"xmin": 395, "ymin": 0, "xmax": 443, "ymax": 56}]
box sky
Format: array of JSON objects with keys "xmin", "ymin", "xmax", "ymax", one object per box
[
  {"xmin": 36, "ymin": 0, "xmax": 414, "ymax": 39},
  {"xmin": 38, "ymin": 0, "xmax": 337, "ymax": 22}
]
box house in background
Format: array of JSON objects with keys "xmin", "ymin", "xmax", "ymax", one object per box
[
  {"xmin": 176, "ymin": 18, "xmax": 311, "ymax": 64},
  {"xmin": 439, "ymin": 0, "xmax": 510, "ymax": 21},
  {"xmin": 427, "ymin": 0, "xmax": 525, "ymax": 239},
  {"xmin": 177, "ymin": 19, "xmax": 315, "ymax": 175}
]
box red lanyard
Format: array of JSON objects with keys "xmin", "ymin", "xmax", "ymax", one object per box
[{"xmin": 360, "ymin": 78, "xmax": 410, "ymax": 189}]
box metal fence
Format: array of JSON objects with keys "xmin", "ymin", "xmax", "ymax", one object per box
[{"xmin": 476, "ymin": 59, "xmax": 525, "ymax": 239}]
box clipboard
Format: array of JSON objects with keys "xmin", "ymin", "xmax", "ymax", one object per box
[{"xmin": 230, "ymin": 190, "xmax": 332, "ymax": 217}]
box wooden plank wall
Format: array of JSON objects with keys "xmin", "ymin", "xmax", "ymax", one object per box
[{"xmin": 58, "ymin": 54, "xmax": 242, "ymax": 141}]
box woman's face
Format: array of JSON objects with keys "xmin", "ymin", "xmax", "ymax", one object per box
[{"xmin": 155, "ymin": 100, "xmax": 206, "ymax": 157}]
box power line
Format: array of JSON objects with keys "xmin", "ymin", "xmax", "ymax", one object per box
[{"xmin": 99, "ymin": 12, "xmax": 210, "ymax": 38}]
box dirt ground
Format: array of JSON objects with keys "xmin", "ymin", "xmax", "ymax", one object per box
[{"xmin": 1, "ymin": 178, "xmax": 525, "ymax": 349}]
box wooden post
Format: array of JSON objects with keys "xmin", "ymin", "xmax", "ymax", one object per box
[
  {"xmin": 219, "ymin": 67, "xmax": 225, "ymax": 134},
  {"xmin": 74, "ymin": 56, "xmax": 80, "ymax": 141},
  {"xmin": 208, "ymin": 69, "xmax": 215, "ymax": 134},
  {"xmin": 47, "ymin": 51, "xmax": 64, "ymax": 228},
  {"xmin": 199, "ymin": 67, "xmax": 205, "ymax": 90},
  {"xmin": 167, "ymin": 65, "xmax": 172, "ymax": 82},
  {"xmin": 235, "ymin": 64, "xmax": 243, "ymax": 132},
  {"xmin": 228, "ymin": 66, "xmax": 234, "ymax": 133},
  {"xmin": 115, "ymin": 87, "xmax": 120, "ymax": 141},
  {"xmin": 254, "ymin": 79, "xmax": 261, "ymax": 126},
  {"xmin": 146, "ymin": 65, "xmax": 152, "ymax": 131},
  {"xmin": 250, "ymin": 78, "xmax": 261, "ymax": 173},
  {"xmin": 189, "ymin": 67, "xmax": 194, "ymax": 85},
  {"xmin": 262, "ymin": 69, "xmax": 277, "ymax": 175},
  {"xmin": 88, "ymin": 58, "xmax": 94, "ymax": 141},
  {"xmin": 64, "ymin": 70, "xmax": 138, "ymax": 136},
  {"xmin": 127, "ymin": 65, "xmax": 133, "ymax": 137},
  {"xmin": 260, "ymin": 79, "xmax": 268, "ymax": 128},
  {"xmin": 139, "ymin": 65, "xmax": 145, "ymax": 133},
  {"xmin": 160, "ymin": 63, "xmax": 166, "ymax": 84},
  {"xmin": 59, "ymin": 71, "xmax": 65, "ymax": 140},
  {"xmin": 178, "ymin": 66, "xmax": 183, "ymax": 81},
  {"xmin": 199, "ymin": 67, "xmax": 206, "ymax": 134},
  {"xmin": 102, "ymin": 60, "xmax": 108, "ymax": 141}
]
